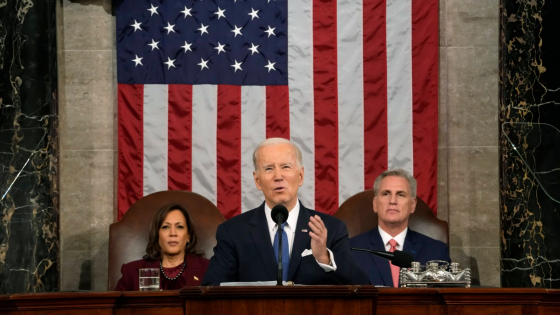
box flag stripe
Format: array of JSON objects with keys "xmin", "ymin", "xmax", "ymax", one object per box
[
  {"xmin": 288, "ymin": 0, "xmax": 315, "ymax": 209},
  {"xmin": 337, "ymin": 0, "xmax": 365, "ymax": 204},
  {"xmin": 412, "ymin": 0, "xmax": 439, "ymax": 213},
  {"xmin": 143, "ymin": 84, "xmax": 168, "ymax": 195},
  {"xmin": 386, "ymin": 0, "xmax": 414, "ymax": 174},
  {"xmin": 241, "ymin": 86, "xmax": 266, "ymax": 213},
  {"xmin": 266, "ymin": 86, "xmax": 290, "ymax": 139},
  {"xmin": 216, "ymin": 85, "xmax": 242, "ymax": 219},
  {"xmin": 362, "ymin": 0, "xmax": 388, "ymax": 190},
  {"xmin": 313, "ymin": 0, "xmax": 339, "ymax": 214},
  {"xmin": 117, "ymin": 84, "xmax": 144, "ymax": 220},
  {"xmin": 168, "ymin": 84, "xmax": 193, "ymax": 191},
  {"xmin": 191, "ymin": 85, "xmax": 218, "ymax": 205}
]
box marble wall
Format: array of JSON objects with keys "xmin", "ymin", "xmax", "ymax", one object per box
[
  {"xmin": 0, "ymin": 0, "xmax": 59, "ymax": 294},
  {"xmin": 439, "ymin": 0, "xmax": 500, "ymax": 286},
  {"xmin": 500, "ymin": 0, "xmax": 560, "ymax": 288},
  {"xmin": 56, "ymin": 0, "xmax": 501, "ymax": 290}
]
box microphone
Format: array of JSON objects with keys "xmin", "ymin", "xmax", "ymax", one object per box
[
  {"xmin": 271, "ymin": 205, "xmax": 289, "ymax": 285},
  {"xmin": 271, "ymin": 205, "xmax": 288, "ymax": 225},
  {"xmin": 351, "ymin": 248, "xmax": 414, "ymax": 268}
]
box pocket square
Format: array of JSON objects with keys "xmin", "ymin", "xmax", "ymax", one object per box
[{"xmin": 301, "ymin": 249, "xmax": 313, "ymax": 257}]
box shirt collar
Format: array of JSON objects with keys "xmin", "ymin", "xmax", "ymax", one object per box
[
  {"xmin": 264, "ymin": 200, "xmax": 300, "ymax": 232},
  {"xmin": 378, "ymin": 226, "xmax": 408, "ymax": 250}
]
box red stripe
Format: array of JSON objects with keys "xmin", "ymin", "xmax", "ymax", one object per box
[
  {"xmin": 117, "ymin": 84, "xmax": 144, "ymax": 220},
  {"xmin": 363, "ymin": 0, "xmax": 388, "ymax": 190},
  {"xmin": 313, "ymin": 0, "xmax": 338, "ymax": 215},
  {"xmin": 216, "ymin": 85, "xmax": 242, "ymax": 219},
  {"xmin": 168, "ymin": 85, "xmax": 193, "ymax": 191},
  {"xmin": 412, "ymin": 0, "xmax": 438, "ymax": 214},
  {"xmin": 266, "ymin": 86, "xmax": 290, "ymax": 139}
]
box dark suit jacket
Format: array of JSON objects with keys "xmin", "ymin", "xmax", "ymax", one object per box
[
  {"xmin": 202, "ymin": 202, "xmax": 369, "ymax": 286},
  {"xmin": 349, "ymin": 228, "xmax": 450, "ymax": 286},
  {"xmin": 114, "ymin": 254, "xmax": 209, "ymax": 291}
]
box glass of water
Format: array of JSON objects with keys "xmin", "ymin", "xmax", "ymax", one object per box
[{"xmin": 139, "ymin": 268, "xmax": 160, "ymax": 291}]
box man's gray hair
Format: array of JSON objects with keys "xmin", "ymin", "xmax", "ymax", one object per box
[
  {"xmin": 253, "ymin": 138, "xmax": 303, "ymax": 171},
  {"xmin": 373, "ymin": 168, "xmax": 417, "ymax": 199}
]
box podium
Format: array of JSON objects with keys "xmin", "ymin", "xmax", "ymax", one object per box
[{"xmin": 179, "ymin": 285, "xmax": 378, "ymax": 315}]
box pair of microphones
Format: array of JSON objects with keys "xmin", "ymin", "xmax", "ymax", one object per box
[{"xmin": 270, "ymin": 204, "xmax": 413, "ymax": 285}]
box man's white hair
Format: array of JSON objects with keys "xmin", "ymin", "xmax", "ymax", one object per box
[
  {"xmin": 252, "ymin": 138, "xmax": 303, "ymax": 171},
  {"xmin": 373, "ymin": 168, "xmax": 417, "ymax": 199}
]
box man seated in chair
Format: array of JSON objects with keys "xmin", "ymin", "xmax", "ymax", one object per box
[
  {"xmin": 202, "ymin": 137, "xmax": 369, "ymax": 286},
  {"xmin": 350, "ymin": 168, "xmax": 450, "ymax": 287}
]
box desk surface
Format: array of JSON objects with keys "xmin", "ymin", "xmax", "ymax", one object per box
[{"xmin": 1, "ymin": 287, "xmax": 559, "ymax": 315}]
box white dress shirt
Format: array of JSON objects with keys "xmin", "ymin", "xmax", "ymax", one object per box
[
  {"xmin": 378, "ymin": 226, "xmax": 408, "ymax": 251},
  {"xmin": 264, "ymin": 200, "xmax": 337, "ymax": 272}
]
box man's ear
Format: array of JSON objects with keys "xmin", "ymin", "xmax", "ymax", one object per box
[
  {"xmin": 372, "ymin": 196, "xmax": 378, "ymax": 214},
  {"xmin": 410, "ymin": 197, "xmax": 417, "ymax": 213},
  {"xmin": 253, "ymin": 171, "xmax": 263, "ymax": 191},
  {"xmin": 298, "ymin": 166, "xmax": 304, "ymax": 187}
]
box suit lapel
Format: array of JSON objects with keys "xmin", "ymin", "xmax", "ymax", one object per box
[
  {"xmin": 403, "ymin": 229, "xmax": 420, "ymax": 262},
  {"xmin": 287, "ymin": 204, "xmax": 312, "ymax": 280},
  {"xmin": 369, "ymin": 229, "xmax": 394, "ymax": 286},
  {"xmin": 248, "ymin": 203, "xmax": 278, "ymax": 279}
]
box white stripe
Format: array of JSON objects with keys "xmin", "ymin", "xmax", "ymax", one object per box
[
  {"xmin": 337, "ymin": 0, "xmax": 364, "ymax": 205},
  {"xmin": 386, "ymin": 0, "xmax": 414, "ymax": 174},
  {"xmin": 191, "ymin": 85, "xmax": 218, "ymax": 205},
  {"xmin": 143, "ymin": 84, "xmax": 168, "ymax": 195},
  {"xmin": 288, "ymin": 0, "xmax": 315, "ymax": 209},
  {"xmin": 241, "ymin": 86, "xmax": 266, "ymax": 212}
]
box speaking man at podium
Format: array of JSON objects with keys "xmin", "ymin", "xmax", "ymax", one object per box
[
  {"xmin": 202, "ymin": 138, "xmax": 369, "ymax": 286},
  {"xmin": 350, "ymin": 169, "xmax": 451, "ymax": 287}
]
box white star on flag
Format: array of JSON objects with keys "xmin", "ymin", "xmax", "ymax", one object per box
[
  {"xmin": 248, "ymin": 43, "xmax": 259, "ymax": 55},
  {"xmin": 164, "ymin": 22, "xmax": 175, "ymax": 34},
  {"xmin": 198, "ymin": 58, "xmax": 209, "ymax": 70},
  {"xmin": 248, "ymin": 8, "xmax": 259, "ymax": 20},
  {"xmin": 214, "ymin": 42, "xmax": 226, "ymax": 54},
  {"xmin": 181, "ymin": 6, "xmax": 192, "ymax": 18},
  {"xmin": 231, "ymin": 25, "xmax": 242, "ymax": 37},
  {"xmin": 132, "ymin": 55, "xmax": 143, "ymax": 66},
  {"xmin": 164, "ymin": 57, "xmax": 176, "ymax": 69},
  {"xmin": 198, "ymin": 23, "xmax": 209, "ymax": 35},
  {"xmin": 147, "ymin": 4, "xmax": 158, "ymax": 16},
  {"xmin": 265, "ymin": 60, "xmax": 276, "ymax": 72},
  {"xmin": 214, "ymin": 7, "xmax": 226, "ymax": 20},
  {"xmin": 148, "ymin": 39, "xmax": 159, "ymax": 51},
  {"xmin": 130, "ymin": 20, "xmax": 142, "ymax": 32},
  {"xmin": 181, "ymin": 41, "xmax": 193, "ymax": 52},
  {"xmin": 265, "ymin": 25, "xmax": 276, "ymax": 37},
  {"xmin": 231, "ymin": 60, "xmax": 242, "ymax": 72}
]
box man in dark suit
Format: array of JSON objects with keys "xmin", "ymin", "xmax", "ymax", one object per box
[
  {"xmin": 350, "ymin": 169, "xmax": 450, "ymax": 287},
  {"xmin": 202, "ymin": 138, "xmax": 369, "ymax": 286}
]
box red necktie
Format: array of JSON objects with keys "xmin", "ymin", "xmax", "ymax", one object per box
[{"xmin": 388, "ymin": 239, "xmax": 400, "ymax": 288}]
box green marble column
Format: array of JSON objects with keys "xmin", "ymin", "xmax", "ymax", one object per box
[
  {"xmin": 500, "ymin": 0, "xmax": 560, "ymax": 288},
  {"xmin": 0, "ymin": 0, "xmax": 59, "ymax": 293}
]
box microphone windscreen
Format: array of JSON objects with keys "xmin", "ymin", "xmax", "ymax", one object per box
[
  {"xmin": 271, "ymin": 205, "xmax": 289, "ymax": 224},
  {"xmin": 392, "ymin": 250, "xmax": 414, "ymax": 268}
]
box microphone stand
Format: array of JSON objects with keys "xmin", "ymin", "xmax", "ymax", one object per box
[{"xmin": 276, "ymin": 223, "xmax": 283, "ymax": 286}]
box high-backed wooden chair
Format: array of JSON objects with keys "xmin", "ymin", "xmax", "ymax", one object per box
[
  {"xmin": 335, "ymin": 190, "xmax": 448, "ymax": 245},
  {"xmin": 108, "ymin": 191, "xmax": 225, "ymax": 290}
]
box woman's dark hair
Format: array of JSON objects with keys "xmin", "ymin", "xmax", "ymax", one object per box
[{"xmin": 144, "ymin": 203, "xmax": 204, "ymax": 260}]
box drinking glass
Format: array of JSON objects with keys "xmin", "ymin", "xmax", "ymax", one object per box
[{"xmin": 139, "ymin": 268, "xmax": 160, "ymax": 291}]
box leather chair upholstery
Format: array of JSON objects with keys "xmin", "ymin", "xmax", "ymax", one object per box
[
  {"xmin": 335, "ymin": 190, "xmax": 448, "ymax": 245},
  {"xmin": 108, "ymin": 190, "xmax": 225, "ymax": 290}
]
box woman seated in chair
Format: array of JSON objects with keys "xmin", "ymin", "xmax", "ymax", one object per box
[{"xmin": 115, "ymin": 204, "xmax": 209, "ymax": 290}]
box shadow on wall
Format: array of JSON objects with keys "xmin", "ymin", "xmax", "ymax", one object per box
[
  {"xmin": 66, "ymin": 0, "xmax": 112, "ymax": 15},
  {"xmin": 450, "ymin": 234, "xmax": 481, "ymax": 286}
]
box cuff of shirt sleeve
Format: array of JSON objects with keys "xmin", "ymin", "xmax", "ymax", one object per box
[{"xmin": 316, "ymin": 248, "xmax": 337, "ymax": 272}]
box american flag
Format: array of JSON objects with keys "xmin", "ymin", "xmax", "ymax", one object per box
[{"xmin": 116, "ymin": 0, "xmax": 439, "ymax": 220}]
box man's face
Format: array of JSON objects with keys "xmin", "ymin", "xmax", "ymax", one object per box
[
  {"xmin": 373, "ymin": 175, "xmax": 417, "ymax": 232},
  {"xmin": 253, "ymin": 143, "xmax": 304, "ymax": 211}
]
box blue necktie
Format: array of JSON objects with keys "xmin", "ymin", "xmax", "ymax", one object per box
[{"xmin": 273, "ymin": 223, "xmax": 290, "ymax": 281}]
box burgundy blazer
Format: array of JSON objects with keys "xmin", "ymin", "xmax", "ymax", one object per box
[{"xmin": 114, "ymin": 254, "xmax": 209, "ymax": 291}]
